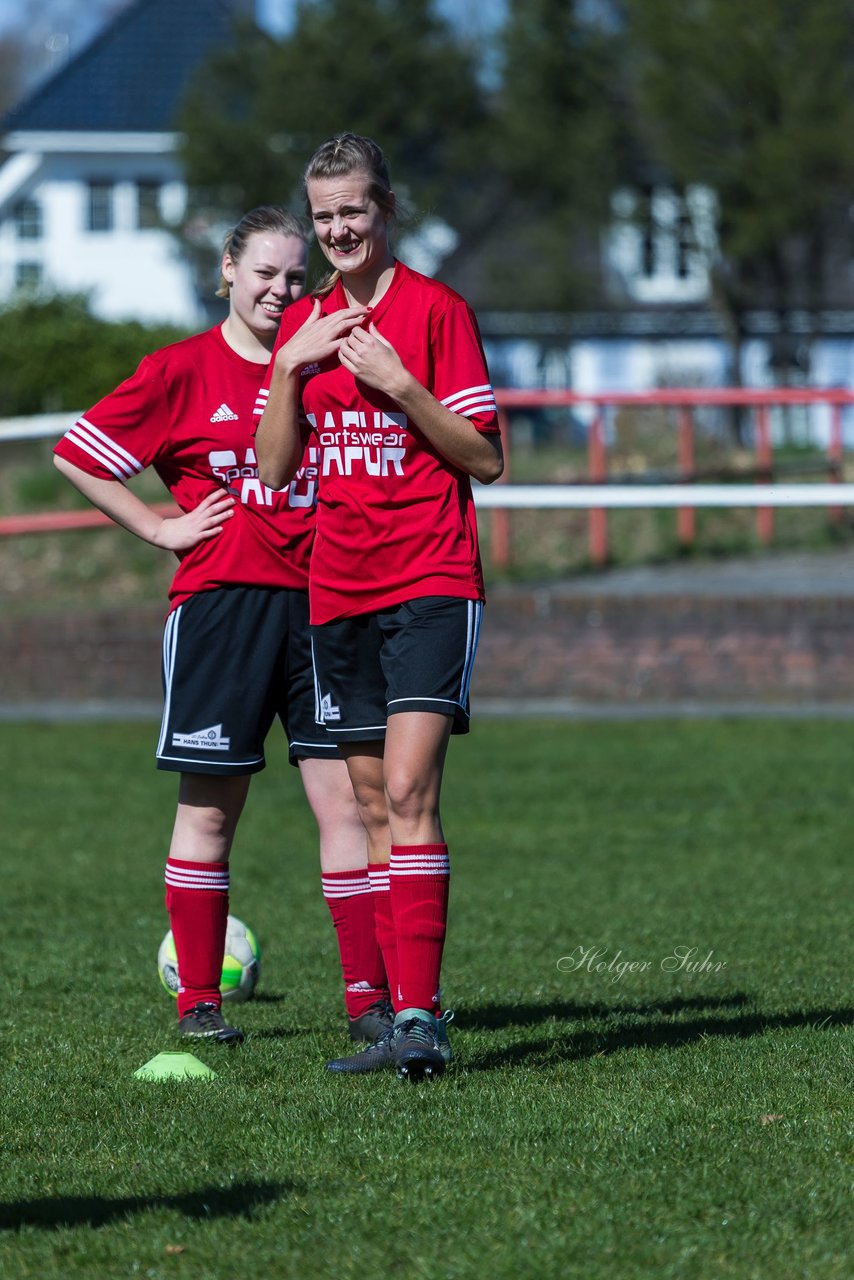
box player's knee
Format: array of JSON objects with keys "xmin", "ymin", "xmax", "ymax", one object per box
[
  {"xmin": 384, "ymin": 768, "xmax": 437, "ymax": 825},
  {"xmin": 348, "ymin": 780, "xmax": 387, "ymax": 839}
]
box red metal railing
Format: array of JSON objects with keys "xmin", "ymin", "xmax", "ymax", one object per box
[
  {"xmin": 2, "ymin": 391, "xmax": 852, "ymax": 571},
  {"xmin": 489, "ymin": 387, "xmax": 853, "ymax": 568}
]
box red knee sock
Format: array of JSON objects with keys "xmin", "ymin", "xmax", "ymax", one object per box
[
  {"xmin": 165, "ymin": 857, "xmax": 229, "ymax": 1019},
  {"xmin": 321, "ymin": 869, "xmax": 389, "ymax": 1019},
  {"xmin": 368, "ymin": 860, "xmax": 399, "ymax": 1011},
  {"xmin": 389, "ymin": 844, "xmax": 450, "ymax": 1014}
]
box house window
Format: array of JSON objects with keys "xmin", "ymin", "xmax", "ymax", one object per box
[
  {"xmin": 607, "ymin": 184, "xmax": 715, "ymax": 304},
  {"xmin": 87, "ymin": 180, "xmax": 113, "ymax": 231},
  {"xmin": 676, "ymin": 207, "xmax": 693, "ymax": 279},
  {"xmin": 639, "ymin": 186, "xmax": 656, "ymax": 277},
  {"xmin": 137, "ymin": 180, "xmax": 161, "ymax": 229},
  {"xmin": 15, "ymin": 198, "xmax": 42, "ymax": 239},
  {"xmin": 15, "ymin": 262, "xmax": 42, "ymax": 290}
]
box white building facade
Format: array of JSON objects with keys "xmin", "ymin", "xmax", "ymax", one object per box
[{"xmin": 0, "ymin": 130, "xmax": 201, "ymax": 325}]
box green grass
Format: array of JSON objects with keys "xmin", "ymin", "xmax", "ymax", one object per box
[{"xmin": 1, "ymin": 719, "xmax": 851, "ymax": 1279}]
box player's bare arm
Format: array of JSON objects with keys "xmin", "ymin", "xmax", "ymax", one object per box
[
  {"xmin": 337, "ymin": 323, "xmax": 504, "ymax": 485},
  {"xmin": 256, "ymin": 298, "xmax": 368, "ymax": 488},
  {"xmin": 53, "ymin": 455, "xmax": 234, "ymax": 551}
]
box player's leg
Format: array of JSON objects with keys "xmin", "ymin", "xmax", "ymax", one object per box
[
  {"xmin": 380, "ymin": 711, "xmax": 454, "ymax": 1078},
  {"xmin": 298, "ymin": 755, "xmax": 391, "ymax": 1039},
  {"xmin": 326, "ymin": 723, "xmax": 453, "ymax": 1078},
  {"xmin": 310, "ymin": 612, "xmax": 411, "ymax": 1073},
  {"xmin": 337, "ymin": 742, "xmax": 398, "ymax": 1013},
  {"xmin": 379, "ymin": 598, "xmax": 481, "ymax": 1078},
  {"xmin": 166, "ymin": 772, "xmax": 250, "ymax": 1042},
  {"xmin": 157, "ymin": 588, "xmax": 284, "ymax": 1043},
  {"xmin": 310, "ymin": 613, "xmax": 402, "ymax": 1010},
  {"xmin": 286, "ymin": 590, "xmax": 391, "ymax": 1038}
]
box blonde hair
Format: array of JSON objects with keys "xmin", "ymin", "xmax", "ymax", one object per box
[
  {"xmin": 303, "ymin": 133, "xmax": 396, "ymax": 297},
  {"xmin": 216, "ymin": 206, "xmax": 307, "ymax": 298}
]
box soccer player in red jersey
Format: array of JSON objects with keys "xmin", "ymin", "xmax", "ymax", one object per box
[
  {"xmin": 53, "ymin": 206, "xmax": 390, "ymax": 1045},
  {"xmin": 255, "ymin": 135, "xmax": 504, "ymax": 1079}
]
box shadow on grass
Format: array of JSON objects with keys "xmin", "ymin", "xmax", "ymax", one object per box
[
  {"xmin": 0, "ymin": 1179, "xmax": 292, "ymax": 1232},
  {"xmin": 248, "ymin": 1025, "xmax": 300, "ymax": 1040},
  {"xmin": 461, "ymin": 996, "xmax": 853, "ymax": 1070},
  {"xmin": 464, "ymin": 991, "xmax": 753, "ymax": 1030}
]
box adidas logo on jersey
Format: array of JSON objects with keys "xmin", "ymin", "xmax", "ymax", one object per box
[
  {"xmin": 210, "ymin": 403, "xmax": 239, "ymax": 422},
  {"xmin": 172, "ymin": 723, "xmax": 231, "ymax": 750},
  {"xmin": 301, "ymin": 362, "xmax": 320, "ymax": 378}
]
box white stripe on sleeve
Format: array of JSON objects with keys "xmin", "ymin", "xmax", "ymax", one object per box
[{"xmin": 64, "ymin": 420, "xmax": 143, "ymax": 480}]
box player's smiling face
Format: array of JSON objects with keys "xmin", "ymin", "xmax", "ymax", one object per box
[
  {"xmin": 222, "ymin": 231, "xmax": 307, "ymax": 344},
  {"xmin": 307, "ymin": 173, "xmax": 394, "ymax": 283}
]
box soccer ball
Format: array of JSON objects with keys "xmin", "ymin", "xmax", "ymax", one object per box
[{"xmin": 157, "ymin": 915, "xmax": 261, "ymax": 1003}]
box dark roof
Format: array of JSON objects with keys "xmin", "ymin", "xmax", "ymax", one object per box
[{"xmin": 2, "ymin": 0, "xmax": 251, "ymax": 134}]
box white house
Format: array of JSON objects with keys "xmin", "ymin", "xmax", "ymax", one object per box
[{"xmin": 0, "ymin": 0, "xmax": 249, "ymax": 328}]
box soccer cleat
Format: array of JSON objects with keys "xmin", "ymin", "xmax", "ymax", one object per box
[
  {"xmin": 324, "ymin": 1008, "xmax": 454, "ymax": 1076},
  {"xmin": 391, "ymin": 1008, "xmax": 446, "ymax": 1082},
  {"xmin": 325, "ymin": 1026, "xmax": 395, "ymax": 1074},
  {"xmin": 177, "ymin": 1002, "xmax": 244, "ymax": 1045},
  {"xmin": 347, "ymin": 998, "xmax": 395, "ymax": 1043},
  {"xmin": 436, "ymin": 1009, "xmax": 455, "ymax": 1065}
]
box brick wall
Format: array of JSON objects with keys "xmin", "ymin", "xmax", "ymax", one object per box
[
  {"xmin": 4, "ymin": 590, "xmax": 854, "ymax": 707},
  {"xmin": 0, "ymin": 605, "xmax": 164, "ymax": 704},
  {"xmin": 476, "ymin": 589, "xmax": 854, "ymax": 704}
]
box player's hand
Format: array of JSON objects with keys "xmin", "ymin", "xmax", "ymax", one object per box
[
  {"xmin": 337, "ymin": 322, "xmax": 409, "ymax": 399},
  {"xmin": 277, "ymin": 298, "xmax": 368, "ymax": 373},
  {"xmin": 153, "ymin": 488, "xmax": 235, "ymax": 551}
]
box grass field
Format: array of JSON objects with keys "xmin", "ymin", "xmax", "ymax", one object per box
[{"xmin": 1, "ymin": 717, "xmax": 851, "ymax": 1279}]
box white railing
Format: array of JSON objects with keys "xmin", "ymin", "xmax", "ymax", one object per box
[{"xmin": 472, "ymin": 484, "xmax": 854, "ymax": 508}]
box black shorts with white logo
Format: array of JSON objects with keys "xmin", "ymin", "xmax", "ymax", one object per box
[
  {"xmin": 311, "ymin": 596, "xmax": 483, "ymax": 742},
  {"xmin": 156, "ymin": 586, "xmax": 339, "ymax": 775}
]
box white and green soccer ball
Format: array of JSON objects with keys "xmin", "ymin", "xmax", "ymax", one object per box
[{"xmin": 157, "ymin": 915, "xmax": 261, "ymax": 1003}]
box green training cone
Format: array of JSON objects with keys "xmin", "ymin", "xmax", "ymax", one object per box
[{"xmin": 133, "ymin": 1052, "xmax": 217, "ymax": 1081}]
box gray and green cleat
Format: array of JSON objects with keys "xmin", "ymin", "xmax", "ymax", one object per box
[
  {"xmin": 391, "ymin": 1008, "xmax": 447, "ymax": 1082},
  {"xmin": 325, "ymin": 1025, "xmax": 395, "ymax": 1074},
  {"xmin": 326, "ymin": 1009, "xmax": 454, "ymax": 1076},
  {"xmin": 177, "ymin": 1002, "xmax": 244, "ymax": 1045},
  {"xmin": 347, "ymin": 998, "xmax": 395, "ymax": 1043}
]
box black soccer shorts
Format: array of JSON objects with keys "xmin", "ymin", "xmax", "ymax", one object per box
[
  {"xmin": 156, "ymin": 586, "xmax": 339, "ymax": 774},
  {"xmin": 310, "ymin": 595, "xmax": 483, "ymax": 742}
]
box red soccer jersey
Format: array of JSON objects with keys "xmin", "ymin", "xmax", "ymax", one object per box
[
  {"xmin": 54, "ymin": 325, "xmax": 317, "ymax": 608},
  {"xmin": 255, "ymin": 261, "xmax": 499, "ymax": 624}
]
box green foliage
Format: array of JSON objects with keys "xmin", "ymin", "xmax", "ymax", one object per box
[
  {"xmin": 498, "ymin": 0, "xmax": 622, "ymax": 217},
  {"xmin": 0, "ymin": 718, "xmax": 851, "ymax": 1278},
  {"xmin": 445, "ymin": 0, "xmax": 627, "ymax": 309},
  {"xmin": 179, "ymin": 0, "xmax": 489, "ymax": 229},
  {"xmin": 626, "ymin": 0, "xmax": 854, "ymax": 289},
  {"xmin": 0, "ymin": 293, "xmax": 190, "ymax": 415},
  {"xmin": 177, "ymin": 1, "xmax": 624, "ymax": 309}
]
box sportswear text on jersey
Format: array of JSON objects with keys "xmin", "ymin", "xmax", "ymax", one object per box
[
  {"xmin": 209, "ymin": 445, "xmax": 319, "ymax": 507},
  {"xmin": 308, "ymin": 411, "xmax": 408, "ymax": 477}
]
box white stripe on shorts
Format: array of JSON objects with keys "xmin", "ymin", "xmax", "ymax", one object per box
[
  {"xmin": 459, "ymin": 599, "xmax": 482, "ymax": 706},
  {"xmin": 157, "ymin": 606, "xmax": 182, "ymax": 758}
]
